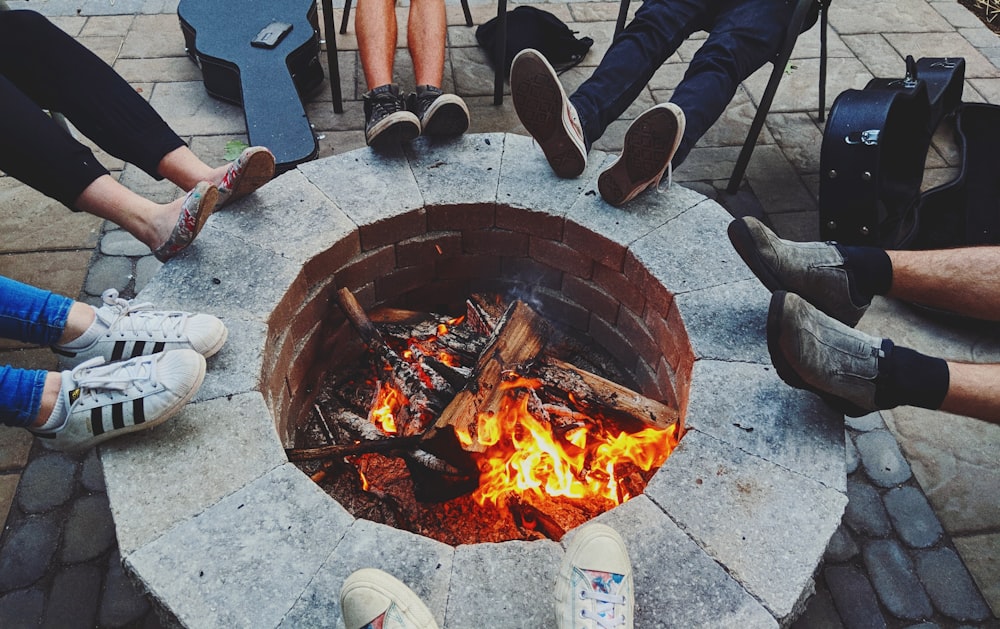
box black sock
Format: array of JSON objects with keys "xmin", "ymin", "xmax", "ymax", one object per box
[
  {"xmin": 874, "ymin": 339, "xmax": 950, "ymax": 410},
  {"xmin": 835, "ymin": 245, "xmax": 893, "ymax": 301}
]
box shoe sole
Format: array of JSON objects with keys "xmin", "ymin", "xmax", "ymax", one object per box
[
  {"xmin": 340, "ymin": 568, "xmax": 439, "ymax": 629},
  {"xmin": 766, "ymin": 291, "xmax": 870, "ymax": 418},
  {"xmin": 421, "ymin": 94, "xmax": 470, "ymax": 136},
  {"xmin": 511, "ymin": 50, "xmax": 586, "ymax": 178},
  {"xmin": 598, "ymin": 103, "xmax": 684, "ymax": 206},
  {"xmin": 367, "ymin": 112, "xmax": 421, "ymax": 149},
  {"xmin": 727, "ymin": 218, "xmax": 787, "ymax": 294},
  {"xmin": 200, "ymin": 323, "xmax": 229, "ymax": 359},
  {"xmin": 221, "ymin": 148, "xmax": 276, "ymax": 207}
]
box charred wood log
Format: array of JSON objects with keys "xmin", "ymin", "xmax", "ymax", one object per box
[
  {"xmin": 535, "ymin": 358, "xmax": 679, "ymax": 430},
  {"xmin": 285, "ymin": 434, "xmax": 424, "ymax": 462},
  {"xmin": 337, "ymin": 288, "xmax": 453, "ymax": 435},
  {"xmin": 422, "ymin": 300, "xmax": 552, "ymax": 454}
]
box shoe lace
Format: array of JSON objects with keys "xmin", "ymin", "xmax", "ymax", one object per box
[
  {"xmin": 578, "ymin": 585, "xmax": 627, "ymax": 628},
  {"xmin": 369, "ymin": 93, "xmax": 405, "ymax": 121},
  {"xmin": 655, "ymin": 162, "xmax": 673, "ymax": 194},
  {"xmin": 71, "ymin": 355, "xmax": 159, "ymax": 404},
  {"xmin": 98, "ymin": 289, "xmax": 189, "ymax": 340}
]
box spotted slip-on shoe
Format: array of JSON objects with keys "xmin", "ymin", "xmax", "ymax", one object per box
[
  {"xmin": 152, "ymin": 181, "xmax": 218, "ymax": 263},
  {"xmin": 216, "ymin": 146, "xmax": 276, "ymax": 208}
]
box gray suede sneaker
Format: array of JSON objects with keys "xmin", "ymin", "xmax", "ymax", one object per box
[
  {"xmin": 728, "ymin": 217, "xmax": 870, "ymax": 327},
  {"xmin": 767, "ymin": 291, "xmax": 886, "ymax": 417}
]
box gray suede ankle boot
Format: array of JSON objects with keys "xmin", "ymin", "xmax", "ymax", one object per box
[
  {"xmin": 767, "ymin": 291, "xmax": 887, "ymax": 417},
  {"xmin": 728, "ymin": 217, "xmax": 870, "ymax": 327}
]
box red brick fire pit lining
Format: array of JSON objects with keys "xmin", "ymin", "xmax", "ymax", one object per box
[{"xmin": 99, "ymin": 133, "xmax": 847, "ymax": 629}]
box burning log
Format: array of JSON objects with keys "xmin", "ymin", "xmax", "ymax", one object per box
[
  {"xmin": 337, "ymin": 288, "xmax": 453, "ymax": 436},
  {"xmin": 535, "ymin": 358, "xmax": 679, "ymax": 430},
  {"xmin": 422, "ymin": 300, "xmax": 551, "ymax": 453},
  {"xmin": 286, "ymin": 435, "xmax": 424, "ymax": 462}
]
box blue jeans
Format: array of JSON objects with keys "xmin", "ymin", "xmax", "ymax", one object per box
[
  {"xmin": 0, "ymin": 276, "xmax": 73, "ymax": 427},
  {"xmin": 569, "ymin": 0, "xmax": 796, "ymax": 167}
]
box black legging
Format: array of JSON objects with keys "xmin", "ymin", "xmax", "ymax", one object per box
[{"xmin": 0, "ymin": 10, "xmax": 186, "ymax": 209}]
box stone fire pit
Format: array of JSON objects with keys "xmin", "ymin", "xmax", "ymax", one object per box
[{"xmin": 100, "ymin": 134, "xmax": 846, "ymax": 628}]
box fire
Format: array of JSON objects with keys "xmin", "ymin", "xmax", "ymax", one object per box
[
  {"xmin": 456, "ymin": 376, "xmax": 679, "ymax": 509},
  {"xmin": 369, "ymin": 381, "xmax": 405, "ymax": 435}
]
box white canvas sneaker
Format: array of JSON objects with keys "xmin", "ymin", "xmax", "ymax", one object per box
[
  {"xmin": 511, "ymin": 48, "xmax": 588, "ymax": 178},
  {"xmin": 31, "ymin": 349, "xmax": 206, "ymax": 452},
  {"xmin": 555, "ymin": 523, "xmax": 634, "ymax": 629},
  {"xmin": 340, "ymin": 568, "xmax": 439, "ymax": 629},
  {"xmin": 53, "ymin": 288, "xmax": 227, "ymax": 366}
]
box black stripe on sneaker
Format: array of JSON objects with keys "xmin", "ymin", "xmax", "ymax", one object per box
[
  {"xmin": 130, "ymin": 341, "xmax": 147, "ymax": 358},
  {"xmin": 153, "ymin": 342, "xmax": 165, "ymax": 354},
  {"xmin": 111, "ymin": 341, "xmax": 125, "ymax": 361},
  {"xmin": 91, "ymin": 408, "xmax": 105, "ymax": 436},
  {"xmin": 133, "ymin": 398, "xmax": 145, "ymax": 424},
  {"xmin": 112, "ymin": 403, "xmax": 125, "ymax": 430}
]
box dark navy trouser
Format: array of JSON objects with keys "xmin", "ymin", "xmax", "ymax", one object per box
[
  {"xmin": 569, "ymin": 0, "xmax": 796, "ymax": 167},
  {"xmin": 0, "ymin": 10, "xmax": 185, "ymax": 209}
]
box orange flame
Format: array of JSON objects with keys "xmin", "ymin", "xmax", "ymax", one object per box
[
  {"xmin": 456, "ymin": 377, "xmax": 678, "ymax": 508},
  {"xmin": 369, "ymin": 381, "xmax": 406, "ymax": 435}
]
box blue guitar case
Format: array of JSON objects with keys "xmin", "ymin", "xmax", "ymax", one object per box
[{"xmin": 178, "ymin": 0, "xmax": 324, "ymax": 171}]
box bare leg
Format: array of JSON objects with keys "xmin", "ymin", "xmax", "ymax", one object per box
[
  {"xmin": 73, "ymin": 175, "xmax": 188, "ymax": 251},
  {"xmin": 156, "ymin": 146, "xmax": 228, "ymax": 192},
  {"xmin": 357, "ymin": 0, "xmax": 398, "ymax": 89},
  {"xmin": 408, "ymin": 0, "xmax": 446, "ymax": 88},
  {"xmin": 940, "ymin": 361, "xmax": 1000, "ymax": 424},
  {"xmin": 887, "ymin": 247, "xmax": 1000, "ymax": 321}
]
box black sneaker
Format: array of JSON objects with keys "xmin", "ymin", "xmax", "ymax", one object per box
[
  {"xmin": 363, "ymin": 84, "xmax": 420, "ymax": 148},
  {"xmin": 409, "ymin": 85, "xmax": 470, "ymax": 137}
]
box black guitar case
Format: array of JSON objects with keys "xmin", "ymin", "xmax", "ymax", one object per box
[
  {"xmin": 819, "ymin": 56, "xmax": 966, "ymax": 248},
  {"xmin": 819, "ymin": 79, "xmax": 931, "ymax": 248},
  {"xmin": 909, "ymin": 102, "xmax": 1000, "ymax": 249},
  {"xmin": 178, "ymin": 0, "xmax": 324, "ymax": 171}
]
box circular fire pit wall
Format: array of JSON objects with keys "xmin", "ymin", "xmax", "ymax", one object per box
[{"xmin": 101, "ymin": 134, "xmax": 847, "ymax": 629}]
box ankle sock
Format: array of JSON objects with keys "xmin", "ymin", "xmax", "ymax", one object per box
[
  {"xmin": 874, "ymin": 339, "xmax": 950, "ymax": 410},
  {"xmin": 36, "ymin": 374, "xmax": 70, "ymax": 432},
  {"xmin": 56, "ymin": 306, "xmax": 104, "ymax": 350},
  {"xmin": 836, "ymin": 245, "xmax": 893, "ymax": 302}
]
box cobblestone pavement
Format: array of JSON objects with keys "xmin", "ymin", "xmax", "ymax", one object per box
[{"xmin": 0, "ymin": 0, "xmax": 998, "ymax": 626}]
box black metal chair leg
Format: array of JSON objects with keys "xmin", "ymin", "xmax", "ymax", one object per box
[
  {"xmin": 340, "ymin": 0, "xmax": 352, "ymax": 35},
  {"xmin": 726, "ymin": 0, "xmax": 814, "ymax": 194},
  {"xmin": 614, "ymin": 0, "xmax": 630, "ymax": 39},
  {"xmin": 321, "ymin": 0, "xmax": 344, "ymax": 113},
  {"xmin": 461, "ymin": 0, "xmax": 473, "ymax": 27},
  {"xmin": 492, "ymin": 0, "xmax": 507, "ymax": 105}
]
